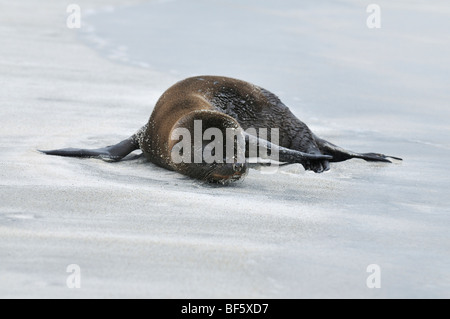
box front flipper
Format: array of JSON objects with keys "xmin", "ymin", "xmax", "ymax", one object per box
[
  {"xmin": 353, "ymin": 153, "xmax": 403, "ymax": 163},
  {"xmin": 40, "ymin": 138, "xmax": 140, "ymax": 162},
  {"xmin": 245, "ymin": 133, "xmax": 332, "ymax": 173},
  {"xmin": 312, "ymin": 134, "xmax": 403, "ymax": 163}
]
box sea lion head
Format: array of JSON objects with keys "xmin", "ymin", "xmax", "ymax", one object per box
[{"xmin": 169, "ymin": 110, "xmax": 249, "ymax": 184}]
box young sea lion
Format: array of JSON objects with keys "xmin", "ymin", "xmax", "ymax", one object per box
[{"xmin": 41, "ymin": 76, "xmax": 401, "ymax": 184}]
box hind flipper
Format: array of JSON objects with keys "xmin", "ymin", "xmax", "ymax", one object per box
[{"xmin": 40, "ymin": 137, "xmax": 140, "ymax": 162}]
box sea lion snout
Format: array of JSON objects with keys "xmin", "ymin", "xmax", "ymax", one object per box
[
  {"xmin": 232, "ymin": 162, "xmax": 246, "ymax": 173},
  {"xmin": 207, "ymin": 162, "xmax": 249, "ymax": 184}
]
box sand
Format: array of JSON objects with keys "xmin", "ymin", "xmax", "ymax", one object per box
[{"xmin": 0, "ymin": 0, "xmax": 449, "ymax": 298}]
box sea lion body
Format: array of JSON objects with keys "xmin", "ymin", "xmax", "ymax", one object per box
[
  {"xmin": 142, "ymin": 76, "xmax": 322, "ymax": 172},
  {"xmin": 42, "ymin": 75, "xmax": 401, "ymax": 184}
]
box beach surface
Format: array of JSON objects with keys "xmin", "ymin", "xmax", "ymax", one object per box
[{"xmin": 0, "ymin": 0, "xmax": 449, "ymax": 298}]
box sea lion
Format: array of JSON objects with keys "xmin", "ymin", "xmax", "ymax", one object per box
[{"xmin": 41, "ymin": 75, "xmax": 401, "ymax": 184}]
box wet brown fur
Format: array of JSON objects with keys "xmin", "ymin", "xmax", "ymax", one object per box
[{"xmin": 142, "ymin": 76, "xmax": 323, "ymax": 171}]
